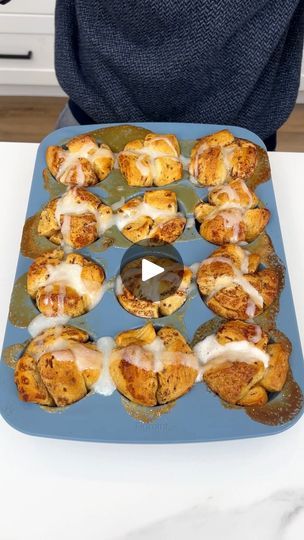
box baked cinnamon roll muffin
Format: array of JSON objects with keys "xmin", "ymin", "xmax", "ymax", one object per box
[
  {"xmin": 194, "ymin": 320, "xmax": 290, "ymax": 406},
  {"xmin": 194, "ymin": 179, "xmax": 270, "ymax": 244},
  {"xmin": 116, "ymin": 190, "xmax": 186, "ymax": 244},
  {"xmin": 15, "ymin": 326, "xmax": 102, "ymax": 406},
  {"xmin": 196, "ymin": 245, "xmax": 279, "ymax": 319},
  {"xmin": 110, "ymin": 323, "xmax": 198, "ymax": 406},
  {"xmin": 38, "ymin": 187, "xmax": 113, "ymax": 249},
  {"xmin": 46, "ymin": 134, "xmax": 114, "ymax": 187},
  {"xmin": 27, "ymin": 249, "xmax": 106, "ymax": 317},
  {"xmin": 117, "ymin": 257, "xmax": 192, "ymax": 318},
  {"xmin": 118, "ymin": 133, "xmax": 183, "ymax": 186},
  {"xmin": 14, "ymin": 323, "xmax": 198, "ymax": 408},
  {"xmin": 189, "ymin": 129, "xmax": 258, "ymax": 186}
]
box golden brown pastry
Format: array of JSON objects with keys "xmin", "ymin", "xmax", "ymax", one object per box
[
  {"xmin": 110, "ymin": 323, "xmax": 198, "ymax": 406},
  {"xmin": 46, "ymin": 134, "xmax": 114, "ymax": 187},
  {"xmin": 116, "ymin": 257, "xmax": 192, "ymax": 318},
  {"xmin": 38, "ymin": 187, "xmax": 113, "ymax": 249},
  {"xmin": 27, "ymin": 249, "xmax": 106, "ymax": 317},
  {"xmin": 15, "ymin": 326, "xmax": 102, "ymax": 407},
  {"xmin": 194, "ymin": 179, "xmax": 270, "ymax": 245},
  {"xmin": 189, "ymin": 129, "xmax": 258, "ymax": 186},
  {"xmin": 196, "ymin": 244, "xmax": 279, "ymax": 319},
  {"xmin": 260, "ymin": 343, "xmax": 290, "ymax": 392},
  {"xmin": 193, "ymin": 320, "xmax": 290, "ymax": 406},
  {"xmin": 118, "ymin": 133, "xmax": 183, "ymax": 186},
  {"xmin": 116, "ymin": 190, "xmax": 186, "ymax": 243}
]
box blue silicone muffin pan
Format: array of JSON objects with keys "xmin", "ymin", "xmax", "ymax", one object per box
[{"xmin": 0, "ymin": 122, "xmax": 303, "ymax": 443}]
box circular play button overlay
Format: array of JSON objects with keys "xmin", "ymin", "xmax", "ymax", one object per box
[{"xmin": 118, "ymin": 241, "xmax": 184, "ymax": 303}]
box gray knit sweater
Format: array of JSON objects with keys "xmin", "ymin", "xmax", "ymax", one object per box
[{"xmin": 55, "ymin": 0, "xmax": 304, "ymax": 139}]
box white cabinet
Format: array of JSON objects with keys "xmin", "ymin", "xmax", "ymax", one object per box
[
  {"xmin": 0, "ymin": 33, "xmax": 56, "ymax": 85},
  {"xmin": 0, "ymin": 13, "xmax": 54, "ymax": 34},
  {"xmin": 0, "ymin": 0, "xmax": 63, "ymax": 95},
  {"xmin": 0, "ymin": 0, "xmax": 56, "ymax": 15}
]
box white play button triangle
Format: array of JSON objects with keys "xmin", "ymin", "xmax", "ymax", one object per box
[
  {"xmin": 142, "ymin": 258, "xmax": 164, "ymax": 282},
  {"xmin": 119, "ymin": 242, "xmax": 184, "ymax": 303}
]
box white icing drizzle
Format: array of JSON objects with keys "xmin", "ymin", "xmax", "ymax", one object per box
[
  {"xmin": 94, "ymin": 337, "xmax": 117, "ymax": 395},
  {"xmin": 209, "ymin": 179, "xmax": 253, "ymax": 208},
  {"xmin": 113, "ymin": 337, "xmax": 198, "ymax": 373},
  {"xmin": 186, "ymin": 216, "xmax": 195, "ymax": 229},
  {"xmin": 246, "ymin": 299, "xmax": 257, "ymax": 318},
  {"xmin": 115, "ymin": 275, "xmax": 124, "ymax": 296},
  {"xmin": 191, "ymin": 140, "xmax": 234, "ymax": 180},
  {"xmin": 240, "ymin": 249, "xmax": 251, "ymax": 273},
  {"xmin": 238, "ymin": 179, "xmax": 254, "ymax": 207},
  {"xmin": 111, "ymin": 345, "xmax": 153, "ymax": 371},
  {"xmin": 27, "ymin": 327, "xmax": 67, "ymax": 359},
  {"xmin": 28, "ymin": 314, "xmax": 70, "ymax": 338},
  {"xmin": 54, "ymin": 188, "xmax": 113, "ymax": 248},
  {"xmin": 192, "ymin": 141, "xmax": 208, "ymax": 179},
  {"xmin": 52, "ymin": 342, "xmax": 103, "ymax": 372},
  {"xmin": 115, "ymin": 200, "xmax": 178, "ymax": 231},
  {"xmin": 111, "ymin": 197, "xmax": 125, "ymax": 211},
  {"xmin": 193, "ymin": 333, "xmax": 269, "ymax": 381},
  {"xmin": 119, "ymin": 135, "xmax": 181, "ymax": 180},
  {"xmin": 43, "ymin": 261, "xmax": 105, "ymax": 309},
  {"xmin": 26, "ymin": 325, "xmax": 217, "ymax": 396},
  {"xmin": 210, "ymin": 183, "xmax": 240, "ymax": 202},
  {"xmin": 61, "ymin": 215, "xmax": 72, "ymax": 250},
  {"xmin": 151, "ymin": 136, "xmax": 179, "ymax": 156},
  {"xmin": 28, "ymin": 328, "xmax": 119, "ymax": 393},
  {"xmin": 190, "ymin": 262, "xmax": 200, "ymax": 277},
  {"xmin": 143, "ymin": 337, "xmax": 166, "ymax": 372},
  {"xmin": 136, "ymin": 153, "xmax": 151, "ymax": 177},
  {"xmin": 189, "ymin": 174, "xmax": 199, "ymax": 185},
  {"xmin": 56, "ymin": 142, "xmax": 113, "ymax": 185},
  {"xmin": 180, "ymin": 155, "xmax": 190, "ymax": 167},
  {"xmin": 56, "ymin": 283, "xmax": 67, "ymax": 315},
  {"xmin": 250, "ymin": 325, "xmax": 263, "ymax": 344},
  {"xmin": 28, "ymin": 263, "xmax": 108, "ymax": 336},
  {"xmin": 200, "ymin": 256, "xmax": 263, "ymax": 312},
  {"xmin": 204, "ymin": 202, "xmax": 245, "ymax": 242},
  {"xmin": 28, "ymin": 325, "xmax": 103, "ymax": 373},
  {"xmin": 221, "ymin": 144, "xmax": 235, "ymax": 172}
]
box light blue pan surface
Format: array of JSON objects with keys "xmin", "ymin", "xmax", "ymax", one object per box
[{"xmin": 0, "ymin": 122, "xmax": 303, "ymax": 443}]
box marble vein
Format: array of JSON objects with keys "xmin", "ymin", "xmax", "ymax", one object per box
[{"xmin": 117, "ymin": 490, "xmax": 304, "ymax": 540}]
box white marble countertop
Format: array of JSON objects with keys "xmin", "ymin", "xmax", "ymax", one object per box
[{"xmin": 0, "ymin": 143, "xmax": 303, "ymax": 540}]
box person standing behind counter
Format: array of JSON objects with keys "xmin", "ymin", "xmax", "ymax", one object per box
[{"xmin": 1, "ymin": 0, "xmax": 304, "ymax": 150}]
